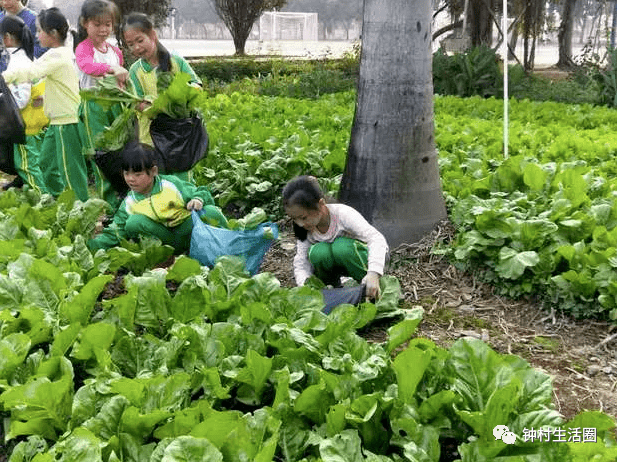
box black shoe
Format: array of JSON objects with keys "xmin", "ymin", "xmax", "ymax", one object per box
[{"xmin": 2, "ymin": 176, "xmax": 24, "ymax": 190}]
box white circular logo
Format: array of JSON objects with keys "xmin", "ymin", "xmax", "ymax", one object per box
[
  {"xmin": 493, "ymin": 425, "xmax": 509, "ymax": 441},
  {"xmin": 502, "ymin": 431, "xmax": 516, "ymax": 445}
]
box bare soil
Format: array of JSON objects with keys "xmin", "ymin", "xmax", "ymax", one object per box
[{"xmin": 262, "ymin": 219, "xmax": 617, "ymax": 421}]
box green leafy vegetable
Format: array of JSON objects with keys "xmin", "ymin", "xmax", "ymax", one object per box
[
  {"xmin": 94, "ymin": 105, "xmax": 136, "ymax": 153},
  {"xmin": 223, "ymin": 207, "xmax": 268, "ymax": 231},
  {"xmin": 79, "ymin": 76, "xmax": 142, "ymax": 110},
  {"xmin": 144, "ymin": 72, "xmax": 202, "ymax": 119}
]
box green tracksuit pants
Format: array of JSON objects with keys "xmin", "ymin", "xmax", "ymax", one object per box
[
  {"xmin": 308, "ymin": 236, "xmax": 369, "ymax": 286},
  {"xmin": 124, "ymin": 204, "xmax": 227, "ymax": 254},
  {"xmin": 40, "ymin": 123, "xmax": 89, "ymax": 202},
  {"xmin": 80, "ymin": 101, "xmax": 122, "ymax": 209},
  {"xmin": 13, "ymin": 133, "xmax": 47, "ymax": 194}
]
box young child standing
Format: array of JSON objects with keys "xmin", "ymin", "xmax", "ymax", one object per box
[
  {"xmin": 2, "ymin": 7, "xmax": 89, "ymax": 202},
  {"xmin": 1, "ymin": 14, "xmax": 48, "ymax": 194},
  {"xmin": 75, "ymin": 0, "xmax": 127, "ymax": 208},
  {"xmin": 0, "ymin": 0, "xmax": 47, "ymax": 72},
  {"xmin": 121, "ymin": 12, "xmax": 202, "ymax": 182},
  {"xmin": 88, "ymin": 142, "xmax": 227, "ymax": 254},
  {"xmin": 282, "ymin": 176, "xmax": 389, "ymax": 300}
]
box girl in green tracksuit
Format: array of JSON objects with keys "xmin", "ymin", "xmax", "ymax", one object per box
[
  {"xmin": 88, "ymin": 141, "xmax": 226, "ymax": 254},
  {"xmin": 121, "ymin": 11, "xmax": 202, "ymax": 183},
  {"xmin": 0, "ymin": 14, "xmax": 48, "ymax": 194},
  {"xmin": 3, "ymin": 7, "xmax": 89, "ymax": 202}
]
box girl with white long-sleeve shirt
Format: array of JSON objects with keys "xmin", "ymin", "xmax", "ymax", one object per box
[{"xmin": 283, "ymin": 175, "xmax": 389, "ymax": 300}]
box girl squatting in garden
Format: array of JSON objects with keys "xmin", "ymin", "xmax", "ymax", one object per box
[
  {"xmin": 75, "ymin": 0, "xmax": 128, "ymax": 209},
  {"xmin": 88, "ymin": 142, "xmax": 227, "ymax": 254},
  {"xmin": 0, "ymin": 14, "xmax": 48, "ymax": 193},
  {"xmin": 283, "ymin": 175, "xmax": 389, "ymax": 300},
  {"xmin": 2, "ymin": 7, "xmax": 90, "ymax": 202}
]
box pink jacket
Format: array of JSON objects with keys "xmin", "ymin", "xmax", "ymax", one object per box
[{"xmin": 75, "ymin": 38, "xmax": 123, "ymax": 76}]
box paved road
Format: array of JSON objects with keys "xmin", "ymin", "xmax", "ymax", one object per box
[
  {"xmin": 160, "ymin": 39, "xmax": 356, "ymax": 60},
  {"xmin": 160, "ymin": 38, "xmax": 586, "ymax": 68}
]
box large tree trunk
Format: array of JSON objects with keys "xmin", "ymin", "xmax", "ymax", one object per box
[
  {"xmin": 232, "ymin": 29, "xmax": 249, "ymax": 55},
  {"xmin": 557, "ymin": 0, "xmax": 576, "ymax": 68},
  {"xmin": 339, "ymin": 0, "xmax": 447, "ymax": 248},
  {"xmin": 468, "ymin": 0, "xmax": 494, "ymax": 46}
]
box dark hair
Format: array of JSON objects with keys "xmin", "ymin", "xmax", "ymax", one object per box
[
  {"xmin": 282, "ymin": 175, "xmax": 324, "ymax": 241},
  {"xmin": 0, "ymin": 14, "xmax": 34, "ymax": 60},
  {"xmin": 38, "ymin": 7, "xmax": 74, "ymax": 44},
  {"xmin": 121, "ymin": 12, "xmax": 171, "ymax": 72},
  {"xmin": 121, "ymin": 141, "xmax": 158, "ymax": 173},
  {"xmin": 76, "ymin": 0, "xmax": 120, "ymax": 47}
]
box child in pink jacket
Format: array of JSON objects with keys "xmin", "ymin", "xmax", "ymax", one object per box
[{"xmin": 75, "ymin": 0, "xmax": 128, "ymax": 208}]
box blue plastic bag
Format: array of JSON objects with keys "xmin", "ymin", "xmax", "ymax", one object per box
[{"xmin": 189, "ymin": 211, "xmax": 278, "ymax": 275}]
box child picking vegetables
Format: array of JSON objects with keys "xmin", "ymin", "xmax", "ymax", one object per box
[
  {"xmin": 120, "ymin": 12, "xmax": 202, "ymax": 182},
  {"xmin": 75, "ymin": 0, "xmax": 127, "ymax": 208},
  {"xmin": 88, "ymin": 141, "xmax": 227, "ymax": 254},
  {"xmin": 2, "ymin": 7, "xmax": 89, "ymax": 201},
  {"xmin": 283, "ymin": 175, "xmax": 389, "ymax": 300}
]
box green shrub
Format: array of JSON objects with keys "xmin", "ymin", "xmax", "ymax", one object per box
[
  {"xmin": 433, "ymin": 45, "xmax": 502, "ymax": 97},
  {"xmin": 592, "ymin": 47, "xmax": 617, "ymax": 107},
  {"xmin": 258, "ymin": 68, "xmax": 357, "ymax": 98},
  {"xmin": 192, "ymin": 45, "xmax": 606, "ymax": 106},
  {"xmin": 432, "ymin": 47, "xmax": 603, "ymax": 105},
  {"xmin": 508, "ymin": 65, "xmax": 600, "ymax": 105},
  {"xmin": 191, "ymin": 57, "xmax": 285, "ymax": 82},
  {"xmin": 194, "ymin": 56, "xmax": 359, "ymax": 99},
  {"xmin": 192, "ymin": 56, "xmax": 358, "ymax": 83}
]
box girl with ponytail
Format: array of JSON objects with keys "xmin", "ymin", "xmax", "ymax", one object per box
[
  {"xmin": 121, "ymin": 12, "xmax": 201, "ymax": 182},
  {"xmin": 2, "ymin": 7, "xmax": 90, "ymax": 201}
]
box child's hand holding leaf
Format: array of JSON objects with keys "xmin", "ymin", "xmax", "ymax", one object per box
[{"xmin": 80, "ymin": 76, "xmax": 142, "ymax": 110}]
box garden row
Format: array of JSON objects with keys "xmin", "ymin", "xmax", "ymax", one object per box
[
  {"xmin": 0, "ymin": 189, "xmax": 615, "ymax": 460},
  {"xmin": 2, "ymin": 73, "xmax": 617, "ymax": 459},
  {"xmin": 192, "ymin": 88, "xmax": 617, "ymax": 320}
]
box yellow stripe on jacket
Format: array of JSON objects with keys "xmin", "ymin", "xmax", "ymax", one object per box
[{"xmin": 125, "ymin": 178, "xmax": 191, "ymax": 227}]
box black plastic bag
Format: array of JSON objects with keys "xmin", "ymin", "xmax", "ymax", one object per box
[
  {"xmin": 0, "ymin": 74, "xmax": 26, "ymax": 145},
  {"xmin": 321, "ymin": 284, "xmax": 366, "ymax": 314},
  {"xmin": 0, "ymin": 139, "xmax": 17, "ymax": 175},
  {"xmin": 150, "ymin": 114, "xmax": 208, "ymax": 173}
]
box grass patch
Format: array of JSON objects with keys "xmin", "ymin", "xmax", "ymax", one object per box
[{"xmin": 533, "ymin": 335, "xmax": 562, "ymax": 353}]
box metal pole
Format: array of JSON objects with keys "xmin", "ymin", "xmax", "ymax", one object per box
[{"xmin": 503, "ymin": 0, "xmax": 509, "ymax": 159}]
